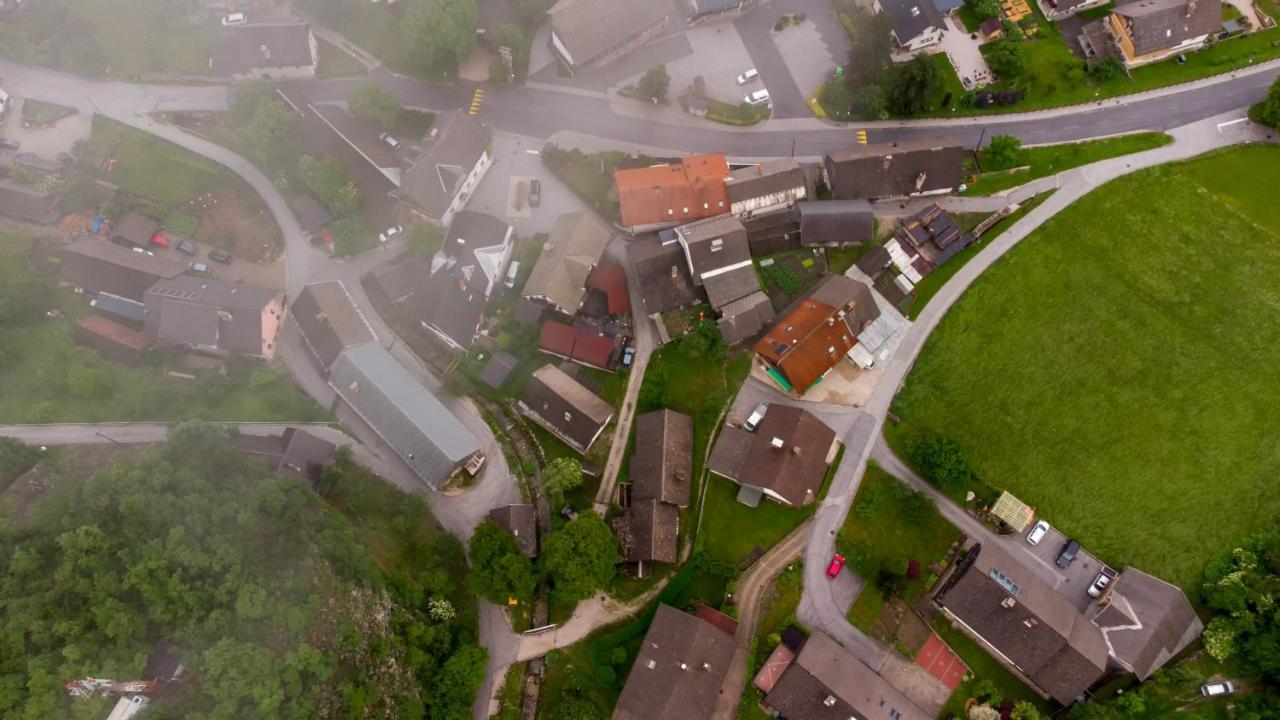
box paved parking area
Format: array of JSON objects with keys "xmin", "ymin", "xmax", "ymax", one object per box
[
  {"xmin": 772, "ymin": 16, "xmax": 845, "ymax": 100},
  {"xmin": 465, "ymin": 133, "xmax": 592, "ymax": 237},
  {"xmin": 0, "ymin": 100, "xmax": 92, "ymax": 159},
  {"xmin": 663, "ymin": 23, "xmax": 758, "ymax": 108},
  {"xmin": 939, "ymin": 17, "xmax": 994, "ymax": 89},
  {"xmin": 1011, "ymin": 521, "xmax": 1110, "ymax": 612},
  {"xmin": 735, "ymin": 10, "xmax": 809, "ymax": 118}
]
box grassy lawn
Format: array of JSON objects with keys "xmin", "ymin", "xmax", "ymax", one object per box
[
  {"xmin": 20, "ymin": 100, "xmax": 76, "ymax": 126},
  {"xmin": 906, "ymin": 192, "xmax": 1052, "ymax": 320},
  {"xmin": 701, "ymin": 444, "xmax": 841, "ymax": 568},
  {"xmin": 890, "ymin": 146, "xmax": 1280, "ymax": 590},
  {"xmin": 837, "ymin": 464, "xmax": 961, "ymax": 632},
  {"xmin": 1, "ymin": 233, "xmax": 323, "ymax": 423},
  {"xmin": 965, "ymin": 133, "xmax": 1173, "ymax": 196},
  {"xmin": 88, "ymin": 117, "xmax": 226, "ymax": 206},
  {"xmin": 493, "ymin": 662, "xmax": 527, "ymax": 720},
  {"xmin": 738, "ymin": 562, "xmax": 805, "ymax": 720},
  {"xmin": 541, "ymin": 146, "xmax": 661, "ymax": 221},
  {"xmin": 933, "ymin": 615, "xmax": 1053, "ymax": 717},
  {"xmin": 316, "ymin": 37, "xmax": 368, "ymax": 78},
  {"xmin": 4, "ymin": 0, "xmax": 213, "ymax": 76}
]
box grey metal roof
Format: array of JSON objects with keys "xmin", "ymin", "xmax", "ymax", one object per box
[
  {"xmin": 329, "ymin": 343, "xmax": 481, "ymax": 488},
  {"xmin": 765, "ymin": 632, "xmax": 931, "ymax": 720},
  {"xmin": 548, "ymin": 0, "xmax": 676, "ymax": 66},
  {"xmin": 523, "ymin": 212, "xmax": 611, "ymax": 314},
  {"xmin": 398, "ymin": 111, "xmax": 492, "ymax": 220},
  {"xmin": 290, "ymin": 281, "xmax": 377, "ymax": 373},
  {"xmin": 1114, "ymin": 0, "xmax": 1220, "ymax": 56},
  {"xmin": 1093, "ymin": 568, "xmax": 1203, "ymax": 680},
  {"xmin": 724, "ymin": 159, "xmax": 806, "ymax": 205},
  {"xmin": 703, "ymin": 264, "xmax": 762, "ymax": 310},
  {"xmin": 798, "ymin": 200, "xmax": 875, "ymax": 247},
  {"xmin": 676, "ymin": 214, "xmax": 752, "ymax": 280},
  {"xmin": 825, "ymin": 141, "xmax": 964, "ymax": 200}
]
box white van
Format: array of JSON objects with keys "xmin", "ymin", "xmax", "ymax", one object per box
[
  {"xmin": 0, "ymin": 87, "xmax": 9, "ymax": 117},
  {"xmin": 745, "ymin": 89, "xmax": 770, "ymax": 106},
  {"xmin": 736, "ymin": 68, "xmax": 759, "ymax": 85},
  {"xmin": 505, "ymin": 261, "xmax": 520, "ymax": 288},
  {"xmin": 744, "ymin": 403, "xmax": 768, "ymax": 431}
]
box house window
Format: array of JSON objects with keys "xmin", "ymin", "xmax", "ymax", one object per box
[
  {"xmin": 668, "ymin": 208, "xmax": 674, "ymax": 215},
  {"xmin": 683, "ymin": 207, "xmax": 689, "ymax": 213}
]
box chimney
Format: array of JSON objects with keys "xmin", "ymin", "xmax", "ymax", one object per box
[
  {"xmin": 916, "ymin": 171, "xmax": 928, "ymax": 191},
  {"xmin": 824, "ymin": 695, "xmax": 837, "ymax": 707},
  {"xmin": 771, "ymin": 437, "xmax": 784, "ymax": 449},
  {"xmin": 647, "ymin": 659, "xmax": 657, "ymax": 670},
  {"xmin": 882, "ymin": 157, "xmax": 892, "ymax": 171},
  {"xmin": 679, "ymin": 663, "xmax": 688, "ymax": 671},
  {"xmin": 1001, "ymin": 596, "xmax": 1017, "ymax": 608}
]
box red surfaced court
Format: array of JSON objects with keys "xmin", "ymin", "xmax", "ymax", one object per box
[{"xmin": 916, "ymin": 632, "xmax": 968, "ymax": 690}]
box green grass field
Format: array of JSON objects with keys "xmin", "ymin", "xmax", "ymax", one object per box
[
  {"xmin": 890, "ymin": 146, "xmax": 1280, "ymax": 590},
  {"xmin": 316, "ymin": 37, "xmax": 368, "ymax": 78},
  {"xmin": 965, "ymin": 133, "xmax": 1173, "ymax": 196},
  {"xmin": 89, "ymin": 117, "xmax": 226, "ymax": 206}
]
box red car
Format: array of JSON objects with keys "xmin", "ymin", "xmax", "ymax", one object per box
[{"xmin": 826, "ymin": 553, "xmax": 846, "ymax": 578}]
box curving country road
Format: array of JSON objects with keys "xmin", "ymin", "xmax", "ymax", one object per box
[{"xmin": 0, "ymin": 40, "xmax": 1275, "ymax": 719}]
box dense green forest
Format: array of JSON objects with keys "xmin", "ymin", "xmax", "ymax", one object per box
[{"xmin": 0, "ymin": 424, "xmax": 484, "ymax": 719}]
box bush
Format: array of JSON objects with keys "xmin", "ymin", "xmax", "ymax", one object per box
[
  {"xmin": 985, "ymin": 134, "xmax": 1024, "ymax": 171},
  {"xmin": 596, "ymin": 665, "xmax": 617, "ymax": 687},
  {"xmin": 1257, "ymin": 75, "xmax": 1280, "ymax": 129},
  {"xmin": 907, "ymin": 559, "xmax": 921, "ymax": 580},
  {"xmin": 0, "ymin": 438, "xmax": 41, "ymax": 490},
  {"xmin": 908, "ymin": 434, "xmax": 975, "ymax": 493}
]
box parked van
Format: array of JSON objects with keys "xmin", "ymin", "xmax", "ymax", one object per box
[
  {"xmin": 744, "ymin": 89, "xmax": 771, "ymax": 106},
  {"xmin": 744, "ymin": 403, "xmax": 768, "ymax": 431},
  {"xmin": 504, "ymin": 261, "xmax": 520, "ymax": 288}
]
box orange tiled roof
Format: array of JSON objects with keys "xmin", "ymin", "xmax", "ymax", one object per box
[{"xmin": 615, "ymin": 154, "xmax": 730, "ymax": 228}]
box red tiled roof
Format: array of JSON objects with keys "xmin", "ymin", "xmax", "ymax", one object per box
[
  {"xmin": 615, "ymin": 154, "xmax": 730, "ymax": 228},
  {"xmin": 76, "ymin": 314, "xmax": 150, "ymax": 350},
  {"xmin": 587, "ymin": 262, "xmax": 630, "ymax": 315},
  {"xmin": 752, "ymin": 643, "xmax": 797, "ymax": 694},
  {"xmin": 538, "ymin": 319, "xmax": 615, "ymax": 369},
  {"xmin": 694, "ymin": 604, "xmax": 740, "ymax": 637}
]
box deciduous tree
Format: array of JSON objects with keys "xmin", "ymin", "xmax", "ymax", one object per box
[
  {"xmin": 542, "ymin": 457, "xmax": 584, "ymax": 503},
  {"xmin": 541, "ymin": 515, "xmax": 620, "ymax": 605},
  {"xmin": 637, "ymin": 65, "xmax": 671, "ymax": 103},
  {"xmin": 985, "ymin": 134, "xmax": 1024, "ymax": 171},
  {"xmin": 347, "ymin": 83, "xmax": 404, "ymax": 129},
  {"xmin": 886, "ymin": 56, "xmax": 941, "ymax": 116},
  {"xmin": 401, "ymin": 0, "xmax": 478, "ymax": 74},
  {"xmin": 468, "ymin": 521, "xmax": 538, "ymax": 604}
]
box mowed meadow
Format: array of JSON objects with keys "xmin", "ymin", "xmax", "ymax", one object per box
[{"xmin": 890, "ymin": 146, "xmax": 1280, "ymax": 590}]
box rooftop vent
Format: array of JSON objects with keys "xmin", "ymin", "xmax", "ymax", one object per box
[
  {"xmin": 910, "ymin": 6, "xmax": 921, "ymax": 15},
  {"xmin": 647, "ymin": 659, "xmax": 657, "ymax": 670},
  {"xmin": 1001, "ymin": 596, "xmax": 1017, "ymax": 609},
  {"xmin": 824, "ymin": 695, "xmax": 837, "ymax": 707},
  {"xmin": 1024, "ymin": 618, "xmax": 1039, "ymax": 628},
  {"xmin": 679, "ymin": 663, "xmax": 688, "ymax": 671},
  {"xmin": 771, "ymin": 437, "xmax": 784, "ymax": 449},
  {"xmin": 702, "ymin": 662, "xmax": 711, "ymax": 671}
]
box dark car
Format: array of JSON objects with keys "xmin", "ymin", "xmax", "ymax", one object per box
[
  {"xmin": 1057, "ymin": 539, "xmax": 1080, "ymax": 568},
  {"xmin": 208, "ymin": 249, "xmax": 232, "ymax": 264},
  {"xmin": 176, "ymin": 240, "xmax": 198, "ymax": 256},
  {"xmin": 0, "ymin": 139, "xmax": 18, "ymax": 151},
  {"xmin": 528, "ymin": 178, "xmax": 541, "ymax": 207}
]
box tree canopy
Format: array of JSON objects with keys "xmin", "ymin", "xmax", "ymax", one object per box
[
  {"xmin": 0, "ymin": 425, "xmax": 485, "ymax": 719},
  {"xmin": 637, "ymin": 65, "xmax": 671, "ymax": 103},
  {"xmin": 542, "ymin": 457, "xmax": 584, "ymax": 504},
  {"xmin": 1200, "ymin": 524, "xmax": 1280, "ymax": 684},
  {"xmin": 468, "ymin": 521, "xmax": 538, "ymax": 605},
  {"xmin": 886, "ymin": 56, "xmax": 942, "ymax": 116},
  {"xmin": 985, "ymin": 37, "xmax": 1025, "ymax": 81},
  {"xmin": 230, "ymin": 80, "xmax": 299, "ymax": 172},
  {"xmin": 298, "ymin": 154, "xmax": 361, "ymax": 218},
  {"xmin": 1258, "ymin": 76, "xmax": 1280, "ymax": 130},
  {"xmin": 347, "ymin": 84, "xmax": 404, "ymax": 130},
  {"xmin": 401, "ymin": 0, "xmax": 478, "ymax": 74},
  {"xmin": 985, "ymin": 134, "xmax": 1024, "ymax": 171},
  {"xmin": 540, "ymin": 515, "xmax": 619, "ymax": 605}
]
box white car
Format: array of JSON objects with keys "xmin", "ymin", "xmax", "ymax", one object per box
[
  {"xmin": 379, "ymin": 132, "xmax": 401, "ymax": 150},
  {"xmin": 1200, "ymin": 680, "xmax": 1234, "ymax": 697},
  {"xmin": 1026, "ymin": 520, "xmax": 1050, "ymax": 545},
  {"xmin": 744, "ymin": 89, "xmax": 771, "ymax": 106},
  {"xmin": 1087, "ymin": 569, "xmax": 1116, "ymax": 598},
  {"xmin": 379, "ymin": 225, "xmax": 404, "ymax": 243},
  {"xmin": 736, "ymin": 68, "xmax": 759, "ymax": 85},
  {"xmin": 221, "ymin": 12, "xmax": 247, "ymax": 26},
  {"xmin": 744, "ymin": 403, "xmax": 768, "ymax": 432}
]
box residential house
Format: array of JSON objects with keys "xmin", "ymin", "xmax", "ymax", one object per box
[
  {"xmin": 627, "ymin": 232, "xmax": 706, "ymax": 320},
  {"xmin": 1092, "ymin": 568, "xmax": 1203, "ymax": 680},
  {"xmin": 884, "ymin": 204, "xmax": 974, "ymax": 287},
  {"xmin": 615, "ymin": 154, "xmax": 731, "ymax": 231},
  {"xmin": 517, "ymin": 364, "xmax": 614, "ymax": 454},
  {"xmin": 980, "ymin": 17, "xmax": 1007, "ymax": 38},
  {"xmin": 936, "ymin": 542, "xmax": 1111, "ymax": 704},
  {"xmin": 210, "ymin": 23, "xmax": 318, "ymax": 79},
  {"xmin": 876, "ymin": 0, "xmax": 948, "ymax": 52},
  {"xmin": 328, "ymin": 343, "xmax": 482, "ymax": 489},
  {"xmin": 538, "ymin": 319, "xmax": 618, "ymax": 371},
  {"xmin": 707, "ymin": 405, "xmax": 838, "ymax": 507},
  {"xmin": 489, "ymin": 504, "xmax": 538, "ymax": 557},
  {"xmin": 395, "ymin": 111, "xmax": 494, "ymax": 227},
  {"xmin": 762, "ymin": 631, "xmax": 931, "ymax": 720},
  {"xmin": 673, "ymin": 214, "xmax": 758, "ymax": 310},
  {"xmin": 290, "ymin": 280, "xmax": 377, "ymax": 377},
  {"xmin": 444, "ymin": 211, "xmax": 515, "ymax": 298},
  {"xmin": 523, "ymin": 211, "xmax": 612, "ymax": 316},
  {"xmin": 614, "ymin": 604, "xmax": 737, "ymax": 720},
  {"xmin": 743, "ymin": 207, "xmax": 802, "ymax": 257},
  {"xmin": 549, "ymin": 0, "xmax": 676, "ymax": 71},
  {"xmin": 823, "ymin": 141, "xmax": 965, "ymax": 200},
  {"xmin": 143, "ymin": 276, "xmax": 285, "ymax": 360},
  {"xmin": 1104, "ymin": 0, "xmax": 1221, "ymax": 67},
  {"xmin": 233, "ymin": 427, "xmax": 337, "ymax": 484},
  {"xmin": 56, "ymin": 236, "xmax": 187, "ymax": 302},
  {"xmin": 754, "ymin": 275, "xmax": 881, "ymax": 395},
  {"xmin": 111, "ymin": 211, "xmax": 159, "ymax": 249},
  {"xmin": 798, "ymin": 200, "xmax": 875, "ymax": 247},
  {"xmin": 73, "ymin": 314, "xmax": 151, "ymax": 366},
  {"xmin": 725, "ymin": 158, "xmax": 807, "ymax": 219},
  {"xmin": 613, "ymin": 410, "xmax": 693, "ymax": 573},
  {"xmin": 0, "ymin": 179, "xmax": 59, "ymax": 224},
  {"xmin": 90, "ymin": 292, "xmax": 148, "ymax": 326}
]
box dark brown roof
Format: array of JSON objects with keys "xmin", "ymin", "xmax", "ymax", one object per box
[
  {"xmin": 856, "ymin": 246, "xmax": 892, "ymax": 276},
  {"xmin": 744, "ymin": 207, "xmax": 802, "ymax": 257},
  {"xmin": 706, "ymin": 425, "xmax": 754, "ymax": 481},
  {"xmin": 938, "ymin": 543, "xmax": 1108, "ymax": 705},
  {"xmin": 765, "ymin": 632, "xmax": 931, "ymax": 720},
  {"xmin": 754, "ymin": 275, "xmax": 880, "ymax": 394},
  {"xmin": 824, "ymin": 141, "xmax": 964, "ymax": 200},
  {"xmin": 724, "ymin": 158, "xmax": 806, "ymax": 205},
  {"xmin": 630, "ymin": 410, "xmax": 694, "ymax": 507},
  {"xmin": 613, "ymin": 498, "xmax": 679, "ymax": 565},
  {"xmin": 144, "ymin": 276, "xmax": 282, "ymax": 357},
  {"xmin": 716, "ymin": 290, "xmax": 775, "ymax": 346},
  {"xmin": 734, "ymin": 406, "xmax": 836, "ymax": 506},
  {"xmin": 1093, "ymin": 568, "xmax": 1202, "ymax": 680},
  {"xmin": 480, "ymin": 350, "xmax": 519, "ymax": 389},
  {"xmin": 675, "ymin": 214, "xmax": 751, "ymax": 280},
  {"xmin": 489, "ymin": 504, "xmax": 538, "ymax": 557},
  {"xmin": 627, "ymin": 234, "xmax": 706, "ymax": 315},
  {"xmin": 291, "ymin": 281, "xmax": 377, "ymax": 373},
  {"xmin": 517, "ymin": 364, "xmax": 614, "ymax": 454},
  {"xmin": 799, "ymin": 200, "xmax": 875, "ymax": 247},
  {"xmin": 111, "ymin": 211, "xmax": 159, "ymax": 248},
  {"xmin": 894, "ymin": 204, "xmax": 973, "ymax": 273},
  {"xmin": 277, "ymin": 427, "xmax": 336, "ymax": 483},
  {"xmin": 0, "ymin": 179, "xmax": 59, "ymax": 223},
  {"xmin": 614, "ymin": 604, "xmax": 736, "ymax": 720},
  {"xmin": 1114, "ymin": 0, "xmax": 1220, "ymax": 56},
  {"xmin": 57, "ymin": 236, "xmax": 187, "ymax": 302},
  {"xmin": 211, "ymin": 23, "xmax": 315, "ymax": 75}
]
